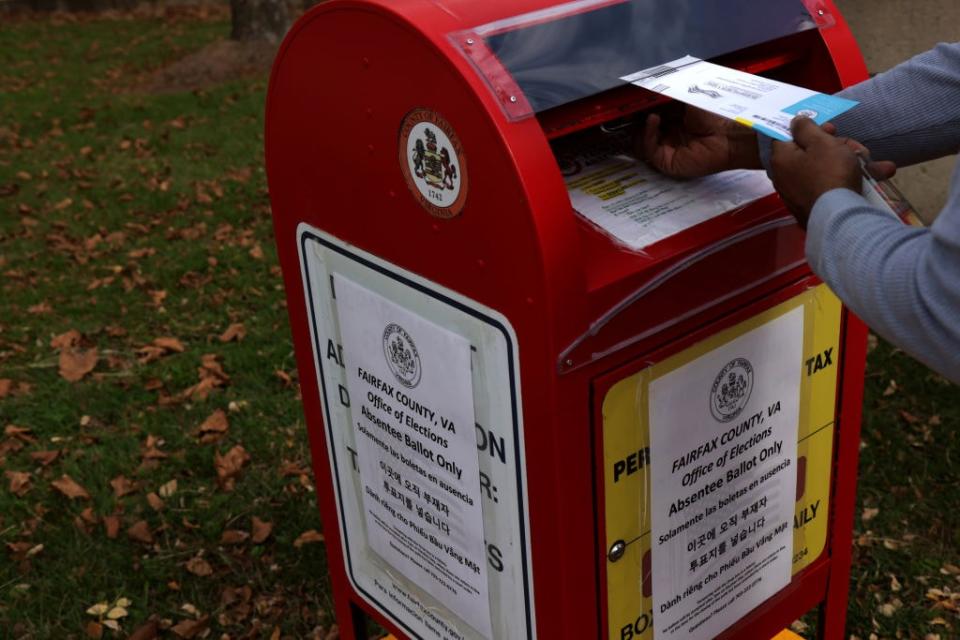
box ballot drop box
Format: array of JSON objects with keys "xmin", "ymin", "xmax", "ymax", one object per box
[{"xmin": 265, "ymin": 1, "xmax": 871, "ymax": 639}]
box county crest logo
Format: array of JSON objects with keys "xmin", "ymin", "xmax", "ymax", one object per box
[
  {"xmin": 399, "ymin": 108, "xmax": 468, "ymax": 219},
  {"xmin": 382, "ymin": 323, "xmax": 421, "ymax": 389},
  {"xmin": 709, "ymin": 357, "xmax": 754, "ymax": 422}
]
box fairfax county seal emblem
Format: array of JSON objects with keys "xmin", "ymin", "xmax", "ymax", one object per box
[
  {"xmin": 382, "ymin": 323, "xmax": 422, "ymax": 389},
  {"xmin": 709, "ymin": 357, "xmax": 754, "ymax": 422},
  {"xmin": 399, "ymin": 108, "xmax": 468, "ymax": 219}
]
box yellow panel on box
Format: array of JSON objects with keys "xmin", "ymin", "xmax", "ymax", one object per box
[{"xmin": 602, "ymin": 285, "xmax": 841, "ymax": 640}]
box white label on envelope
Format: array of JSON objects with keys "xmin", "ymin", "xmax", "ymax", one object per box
[{"xmin": 648, "ymin": 307, "xmax": 803, "ymax": 640}]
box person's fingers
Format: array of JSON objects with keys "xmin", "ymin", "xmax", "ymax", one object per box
[
  {"xmin": 642, "ymin": 113, "xmax": 662, "ymax": 162},
  {"xmin": 838, "ymin": 137, "xmax": 869, "ymax": 157},
  {"xmin": 790, "ymin": 115, "xmax": 831, "ymax": 149},
  {"xmin": 867, "ymin": 159, "xmax": 897, "ymax": 181},
  {"xmin": 771, "ymin": 138, "xmax": 803, "ymax": 162},
  {"xmin": 821, "ymin": 122, "xmax": 838, "ymax": 136}
]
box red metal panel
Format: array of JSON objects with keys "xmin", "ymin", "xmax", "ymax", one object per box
[{"xmin": 266, "ymin": 1, "xmax": 871, "ymax": 638}]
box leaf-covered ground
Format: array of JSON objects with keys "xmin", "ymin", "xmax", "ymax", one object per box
[
  {"xmin": 1, "ymin": 8, "xmax": 335, "ymax": 639},
  {"xmin": 0, "ymin": 9, "xmax": 958, "ymax": 640}
]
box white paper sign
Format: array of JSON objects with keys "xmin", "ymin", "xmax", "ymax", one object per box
[
  {"xmin": 649, "ymin": 308, "xmax": 803, "ymax": 640},
  {"xmin": 334, "ymin": 274, "xmax": 492, "ymax": 638},
  {"xmin": 623, "ymin": 56, "xmax": 858, "ymax": 141},
  {"xmin": 563, "ymin": 151, "xmax": 773, "ymax": 250}
]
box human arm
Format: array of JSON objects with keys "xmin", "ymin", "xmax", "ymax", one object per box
[
  {"xmin": 806, "ymin": 189, "xmax": 960, "ymax": 383},
  {"xmin": 772, "ymin": 118, "xmax": 960, "ymax": 383},
  {"xmin": 757, "ymin": 42, "xmax": 960, "ymax": 170},
  {"xmin": 643, "ymin": 42, "xmax": 960, "ymax": 175},
  {"xmin": 826, "ymin": 42, "xmax": 960, "ymax": 167}
]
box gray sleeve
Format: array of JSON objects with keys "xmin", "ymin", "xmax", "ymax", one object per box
[
  {"xmin": 758, "ymin": 42, "xmax": 960, "ymax": 170},
  {"xmin": 805, "ymin": 187, "xmax": 960, "ymax": 384},
  {"xmin": 833, "ymin": 42, "xmax": 960, "ymax": 166}
]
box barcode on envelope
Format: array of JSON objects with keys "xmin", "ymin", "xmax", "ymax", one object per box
[{"xmin": 640, "ymin": 65, "xmax": 678, "ymax": 80}]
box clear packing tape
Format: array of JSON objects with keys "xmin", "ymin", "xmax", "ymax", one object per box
[
  {"xmin": 447, "ymin": 0, "xmax": 832, "ymax": 120},
  {"xmin": 599, "ymin": 284, "xmax": 843, "ymax": 639}
]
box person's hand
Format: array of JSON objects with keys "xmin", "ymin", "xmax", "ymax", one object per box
[
  {"xmin": 771, "ymin": 117, "xmax": 897, "ymax": 227},
  {"xmin": 636, "ymin": 106, "xmax": 762, "ymax": 178}
]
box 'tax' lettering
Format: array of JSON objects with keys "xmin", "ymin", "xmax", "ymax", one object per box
[{"xmin": 805, "ymin": 348, "xmax": 834, "ymax": 376}]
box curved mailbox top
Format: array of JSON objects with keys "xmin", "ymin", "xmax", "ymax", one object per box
[{"xmin": 447, "ymin": 0, "xmax": 824, "ymax": 117}]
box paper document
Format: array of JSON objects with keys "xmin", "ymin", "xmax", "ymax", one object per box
[
  {"xmin": 622, "ymin": 56, "xmax": 858, "ymax": 141},
  {"xmin": 333, "ymin": 275, "xmax": 493, "ymax": 638},
  {"xmin": 649, "ymin": 308, "xmax": 803, "ymax": 640},
  {"xmin": 559, "ymin": 136, "xmax": 774, "ymax": 250}
]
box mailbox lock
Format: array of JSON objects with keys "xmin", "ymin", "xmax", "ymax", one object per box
[{"xmin": 608, "ymin": 540, "xmax": 626, "ymax": 563}]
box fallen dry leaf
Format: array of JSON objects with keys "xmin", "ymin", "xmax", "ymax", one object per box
[
  {"xmin": 293, "ymin": 529, "xmax": 325, "ymax": 548},
  {"xmin": 251, "ymin": 516, "xmax": 273, "ymax": 544},
  {"xmin": 106, "ymin": 605, "xmax": 129, "ymax": 620},
  {"xmin": 218, "ymin": 322, "xmax": 246, "ymax": 343},
  {"xmin": 153, "ymin": 336, "xmax": 184, "ymax": 352},
  {"xmin": 127, "ymin": 520, "xmax": 154, "ymax": 544},
  {"xmin": 5, "ymin": 424, "xmax": 36, "ymax": 443},
  {"xmin": 5, "ymin": 470, "xmax": 31, "ymax": 497},
  {"xmin": 221, "ymin": 529, "xmax": 249, "ymax": 545},
  {"xmin": 890, "ymin": 574, "xmax": 902, "ymax": 592},
  {"xmin": 127, "ymin": 620, "xmax": 158, "ymax": 640},
  {"xmin": 182, "ymin": 353, "xmax": 229, "ymax": 400},
  {"xmin": 249, "ymin": 244, "xmax": 264, "ymax": 260},
  {"xmin": 85, "ymin": 621, "xmax": 103, "ymax": 639},
  {"xmin": 142, "ymin": 434, "xmax": 168, "ymax": 460},
  {"xmin": 170, "ymin": 615, "xmax": 210, "ymax": 639},
  {"xmin": 146, "ymin": 492, "xmax": 164, "ymax": 511},
  {"xmin": 0, "ymin": 379, "xmax": 10, "ymax": 398},
  {"xmin": 861, "ymin": 507, "xmax": 879, "ymax": 522},
  {"xmin": 51, "ymin": 474, "xmax": 90, "ymax": 500},
  {"xmin": 59, "ymin": 346, "xmax": 98, "ymax": 382},
  {"xmin": 198, "ymin": 409, "xmax": 229, "ymax": 443},
  {"xmin": 158, "ymin": 479, "xmax": 177, "ymax": 497},
  {"xmin": 29, "ymin": 449, "xmax": 60, "ymax": 466},
  {"xmin": 127, "ymin": 621, "xmax": 158, "ymax": 640},
  {"xmin": 110, "ymin": 474, "xmax": 137, "ymax": 498},
  {"xmin": 50, "ymin": 329, "xmax": 81, "ymax": 350},
  {"xmin": 7, "ymin": 541, "xmax": 35, "ymax": 560},
  {"xmin": 185, "ymin": 555, "xmax": 213, "ymax": 577},
  {"xmin": 103, "ymin": 515, "xmax": 120, "ymax": 539},
  {"xmin": 214, "ymin": 445, "xmax": 250, "ymax": 491},
  {"xmin": 136, "ymin": 346, "xmax": 166, "ymax": 364}
]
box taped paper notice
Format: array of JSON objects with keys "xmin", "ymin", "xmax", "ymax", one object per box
[
  {"xmin": 649, "ymin": 308, "xmax": 802, "ymax": 640},
  {"xmin": 334, "ymin": 274, "xmax": 492, "ymax": 638},
  {"xmin": 559, "ymin": 137, "xmax": 773, "ymax": 250},
  {"xmin": 622, "ymin": 56, "xmax": 858, "ymax": 141}
]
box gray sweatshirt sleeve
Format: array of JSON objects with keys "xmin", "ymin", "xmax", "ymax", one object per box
[
  {"xmin": 755, "ymin": 42, "xmax": 960, "ymax": 382},
  {"xmin": 757, "ymin": 42, "xmax": 960, "ymax": 170},
  {"xmin": 831, "ymin": 42, "xmax": 960, "ymax": 166},
  {"xmin": 805, "ymin": 186, "xmax": 960, "ymax": 383}
]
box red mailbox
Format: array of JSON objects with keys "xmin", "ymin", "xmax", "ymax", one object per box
[{"xmin": 266, "ymin": 2, "xmax": 870, "ymax": 639}]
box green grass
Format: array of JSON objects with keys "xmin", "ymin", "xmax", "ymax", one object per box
[
  {"xmin": 1, "ymin": 11, "xmax": 333, "ymax": 638},
  {"xmin": 843, "ymin": 338, "xmax": 960, "ymax": 640},
  {"xmin": 1, "ymin": 10, "xmax": 958, "ymax": 640}
]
